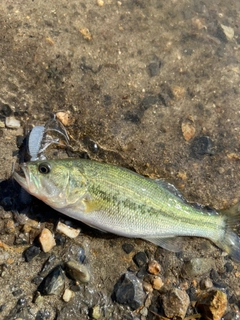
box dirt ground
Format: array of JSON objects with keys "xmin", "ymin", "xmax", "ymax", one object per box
[{"xmin": 1, "ymin": 0, "xmax": 240, "ymax": 319}]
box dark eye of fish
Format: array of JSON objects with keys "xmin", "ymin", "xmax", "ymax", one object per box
[{"xmin": 38, "ymin": 163, "xmax": 51, "ymax": 174}]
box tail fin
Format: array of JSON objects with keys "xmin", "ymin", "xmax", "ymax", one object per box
[
  {"xmin": 216, "ymin": 229, "xmax": 240, "ymax": 262},
  {"xmin": 215, "ymin": 204, "xmax": 240, "ymax": 262}
]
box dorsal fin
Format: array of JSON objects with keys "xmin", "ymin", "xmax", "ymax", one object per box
[{"xmin": 154, "ymin": 179, "xmax": 186, "ymax": 202}]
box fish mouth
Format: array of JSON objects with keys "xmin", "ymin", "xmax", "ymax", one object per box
[{"xmin": 13, "ymin": 163, "xmax": 30, "ymax": 190}]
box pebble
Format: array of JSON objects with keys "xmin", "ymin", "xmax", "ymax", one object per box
[
  {"xmin": 147, "ymin": 60, "xmax": 161, "ymax": 77},
  {"xmin": 39, "ymin": 228, "xmax": 56, "ymax": 253},
  {"xmin": 65, "ymin": 260, "xmax": 90, "ymax": 283},
  {"xmin": 39, "ymin": 254, "xmax": 56, "ymax": 276},
  {"xmin": 133, "ymin": 252, "xmax": 148, "ymax": 268},
  {"xmin": 79, "ymin": 28, "xmax": 92, "ymax": 41},
  {"xmin": 56, "ymin": 111, "xmax": 73, "ymax": 126},
  {"xmin": 38, "ymin": 265, "xmax": 65, "ymax": 295},
  {"xmin": 152, "ymin": 276, "xmax": 163, "ymax": 290},
  {"xmin": 55, "ymin": 233, "xmax": 66, "ymax": 246},
  {"xmin": 182, "ymin": 258, "xmax": 215, "ymax": 277},
  {"xmin": 200, "ymin": 278, "xmax": 213, "ymax": 290},
  {"xmin": 190, "ymin": 136, "xmax": 215, "ymax": 158},
  {"xmin": 97, "ymin": 0, "xmax": 104, "ymax": 6},
  {"xmin": 12, "ymin": 288, "xmax": 23, "ymax": 297},
  {"xmin": 113, "ymin": 272, "xmax": 146, "ymax": 310},
  {"xmin": 162, "ymin": 288, "xmax": 190, "ymax": 319},
  {"xmin": 196, "ymin": 289, "xmax": 227, "ymax": 320},
  {"xmin": 90, "ymin": 305, "xmax": 102, "ymax": 319},
  {"xmin": 68, "ymin": 245, "xmax": 86, "ymax": 263},
  {"xmin": 0, "ymin": 104, "xmax": 12, "ymax": 116},
  {"xmin": 142, "ymin": 281, "xmax": 153, "ymax": 294},
  {"xmin": 181, "ymin": 119, "xmax": 196, "ymax": 141},
  {"xmin": 5, "ymin": 116, "xmax": 21, "ymax": 128},
  {"xmin": 62, "ymin": 288, "xmax": 75, "ymax": 302},
  {"xmin": 220, "ymin": 24, "xmax": 234, "ymax": 41},
  {"xmin": 122, "ymin": 243, "xmax": 134, "ymax": 254},
  {"xmin": 0, "ymin": 304, "xmax": 6, "ymax": 312},
  {"xmin": 23, "ymin": 245, "xmax": 41, "ymax": 262},
  {"xmin": 35, "ymin": 310, "xmax": 51, "ymax": 320},
  {"xmin": 224, "ymin": 262, "xmax": 234, "ymax": 273},
  {"xmin": 5, "ymin": 219, "xmax": 15, "ymax": 233},
  {"xmin": 56, "ymin": 221, "xmax": 80, "ymax": 239},
  {"xmin": 148, "ymin": 260, "xmax": 161, "ymax": 275}
]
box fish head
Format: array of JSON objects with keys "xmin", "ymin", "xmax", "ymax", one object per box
[{"xmin": 13, "ymin": 160, "xmax": 87, "ymax": 208}]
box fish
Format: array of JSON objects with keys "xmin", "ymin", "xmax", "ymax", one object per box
[{"xmin": 13, "ymin": 158, "xmax": 240, "ymax": 261}]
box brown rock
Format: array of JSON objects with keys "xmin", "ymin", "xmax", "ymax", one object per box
[
  {"xmin": 152, "ymin": 276, "xmax": 163, "ymax": 290},
  {"xmin": 148, "ymin": 260, "xmax": 161, "ymax": 275},
  {"xmin": 5, "ymin": 220, "xmax": 15, "ymax": 233},
  {"xmin": 162, "ymin": 288, "xmax": 190, "ymax": 319},
  {"xmin": 196, "ymin": 289, "xmax": 227, "ymax": 320},
  {"xmin": 181, "ymin": 119, "xmax": 196, "ymax": 141},
  {"xmin": 39, "ymin": 228, "xmax": 56, "ymax": 253}
]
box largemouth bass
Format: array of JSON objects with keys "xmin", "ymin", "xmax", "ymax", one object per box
[{"xmin": 13, "ymin": 159, "xmax": 240, "ymax": 261}]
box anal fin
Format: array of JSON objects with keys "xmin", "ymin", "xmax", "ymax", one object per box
[{"xmin": 143, "ymin": 236, "xmax": 184, "ymax": 252}]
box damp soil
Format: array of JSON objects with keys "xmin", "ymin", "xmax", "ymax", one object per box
[{"xmin": 0, "ymin": 1, "xmax": 240, "ymax": 319}]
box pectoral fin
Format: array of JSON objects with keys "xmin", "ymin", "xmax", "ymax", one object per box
[
  {"xmin": 83, "ymin": 198, "xmax": 104, "ymax": 213},
  {"xmin": 143, "ymin": 236, "xmax": 184, "ymax": 252}
]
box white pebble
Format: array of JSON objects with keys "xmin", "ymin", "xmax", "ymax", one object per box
[
  {"xmin": 5, "ymin": 116, "xmax": 21, "ymax": 129},
  {"xmin": 56, "ymin": 221, "xmax": 80, "ymax": 239},
  {"xmin": 62, "ymin": 288, "xmax": 75, "ymax": 302}
]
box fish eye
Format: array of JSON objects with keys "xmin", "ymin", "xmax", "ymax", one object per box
[{"xmin": 38, "ymin": 163, "xmax": 51, "ymax": 174}]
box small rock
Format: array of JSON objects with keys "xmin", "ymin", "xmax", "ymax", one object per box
[
  {"xmin": 56, "ymin": 111, "xmax": 73, "ymax": 126},
  {"xmin": 5, "ymin": 116, "xmax": 21, "ymax": 129},
  {"xmin": 133, "ymin": 252, "xmax": 148, "ymax": 268},
  {"xmin": 148, "ymin": 260, "xmax": 161, "ymax": 275},
  {"xmin": 147, "ymin": 60, "xmax": 161, "ymax": 77},
  {"xmin": 182, "ymin": 258, "xmax": 215, "ymax": 277},
  {"xmin": 5, "ymin": 219, "xmax": 15, "ymax": 233},
  {"xmin": 12, "ymin": 289, "xmax": 23, "ymax": 297},
  {"xmin": 220, "ymin": 24, "xmax": 234, "ymax": 41},
  {"xmin": 200, "ymin": 278, "xmax": 213, "ymax": 290},
  {"xmin": 181, "ymin": 119, "xmax": 196, "ymax": 141},
  {"xmin": 62, "ymin": 288, "xmax": 75, "ymax": 302},
  {"xmin": 142, "ymin": 281, "xmax": 153, "ymax": 294},
  {"xmin": 0, "ymin": 304, "xmax": 6, "ymax": 312},
  {"xmin": 39, "ymin": 254, "xmax": 56, "ymax": 276},
  {"xmin": 112, "ymin": 272, "xmax": 146, "ymax": 310},
  {"xmin": 65, "ymin": 260, "xmax": 90, "ymax": 283},
  {"xmin": 97, "ymin": 0, "xmax": 104, "ymax": 6},
  {"xmin": 56, "ymin": 221, "xmax": 80, "ymax": 239},
  {"xmin": 140, "ymin": 306, "xmax": 148, "ymax": 317},
  {"xmin": 36, "ymin": 310, "xmax": 51, "ymax": 320},
  {"xmin": 23, "ymin": 245, "xmax": 41, "ymax": 262},
  {"xmin": 0, "ymin": 104, "xmax": 12, "ymax": 116},
  {"xmin": 77, "ymin": 247, "xmax": 85, "ymax": 263},
  {"xmin": 196, "ymin": 289, "xmax": 227, "ymax": 320},
  {"xmin": 39, "ymin": 228, "xmax": 56, "ymax": 253},
  {"xmin": 90, "ymin": 305, "xmax": 102, "ymax": 319},
  {"xmin": 152, "ymin": 276, "xmax": 163, "ymax": 290},
  {"xmin": 162, "ymin": 288, "xmax": 190, "ymax": 319},
  {"xmin": 190, "ymin": 136, "xmax": 215, "ymax": 158},
  {"xmin": 79, "ymin": 28, "xmax": 92, "ymax": 41},
  {"xmin": 68, "ymin": 245, "xmax": 85, "ymax": 263},
  {"xmin": 122, "ymin": 243, "xmax": 134, "ymax": 254},
  {"xmin": 224, "ymin": 262, "xmax": 234, "ymax": 273},
  {"xmin": 55, "ymin": 233, "xmax": 66, "ymax": 246},
  {"xmin": 38, "ymin": 265, "xmax": 65, "ymax": 295}
]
